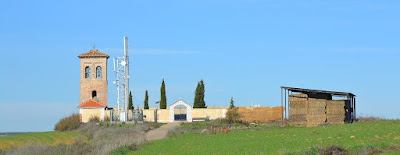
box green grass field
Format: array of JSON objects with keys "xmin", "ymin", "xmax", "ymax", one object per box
[
  {"xmin": 132, "ymin": 120, "xmax": 400, "ymax": 154},
  {"xmin": 0, "ymin": 131, "xmax": 88, "ymax": 150}
]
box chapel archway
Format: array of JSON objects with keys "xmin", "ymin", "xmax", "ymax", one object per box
[{"xmin": 169, "ymin": 100, "xmax": 192, "ymax": 122}]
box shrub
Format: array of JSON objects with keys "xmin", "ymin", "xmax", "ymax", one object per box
[
  {"xmin": 54, "ymin": 113, "xmax": 81, "ymax": 131},
  {"xmin": 5, "ymin": 123, "xmax": 151, "ymax": 155},
  {"xmin": 225, "ymin": 107, "xmax": 241, "ymax": 124},
  {"xmin": 282, "ymin": 145, "xmax": 348, "ymax": 155},
  {"xmin": 357, "ymin": 116, "xmax": 386, "ymax": 123},
  {"xmin": 103, "ymin": 116, "xmax": 110, "ymax": 122},
  {"xmin": 89, "ymin": 116, "xmax": 100, "ymax": 123}
]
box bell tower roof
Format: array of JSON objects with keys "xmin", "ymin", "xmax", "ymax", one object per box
[{"xmin": 78, "ymin": 49, "xmax": 110, "ymax": 58}]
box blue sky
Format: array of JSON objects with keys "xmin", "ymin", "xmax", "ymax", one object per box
[{"xmin": 0, "ymin": 0, "xmax": 399, "ymax": 132}]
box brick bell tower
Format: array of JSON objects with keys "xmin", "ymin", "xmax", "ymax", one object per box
[{"xmin": 78, "ymin": 48, "xmax": 110, "ymax": 106}]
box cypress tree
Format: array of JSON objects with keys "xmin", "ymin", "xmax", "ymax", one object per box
[
  {"xmin": 129, "ymin": 91, "xmax": 133, "ymax": 110},
  {"xmin": 193, "ymin": 82, "xmax": 201, "ymax": 108},
  {"xmin": 160, "ymin": 79, "xmax": 167, "ymax": 109},
  {"xmin": 144, "ymin": 90, "xmax": 149, "ymax": 109},
  {"xmin": 199, "ymin": 80, "xmax": 206, "ymax": 108},
  {"xmin": 194, "ymin": 79, "xmax": 206, "ymax": 108},
  {"xmin": 229, "ymin": 97, "xmax": 235, "ymax": 109}
]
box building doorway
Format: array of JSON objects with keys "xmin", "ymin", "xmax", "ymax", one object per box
[
  {"xmin": 174, "ymin": 105, "xmax": 187, "ymax": 121},
  {"xmin": 169, "ymin": 99, "xmax": 192, "ymax": 122}
]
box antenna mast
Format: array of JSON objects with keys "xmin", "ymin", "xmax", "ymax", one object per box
[
  {"xmin": 124, "ymin": 37, "xmax": 129, "ymax": 122},
  {"xmin": 113, "ymin": 36, "xmax": 130, "ymax": 122}
]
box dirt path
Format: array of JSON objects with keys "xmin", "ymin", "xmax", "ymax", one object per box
[{"xmin": 145, "ymin": 122, "xmax": 180, "ymax": 141}]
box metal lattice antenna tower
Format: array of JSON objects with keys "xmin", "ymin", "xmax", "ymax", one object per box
[
  {"xmin": 91, "ymin": 42, "xmax": 96, "ymax": 49},
  {"xmin": 113, "ymin": 37, "xmax": 130, "ymax": 122}
]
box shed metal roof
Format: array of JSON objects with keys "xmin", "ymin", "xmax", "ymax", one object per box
[{"xmin": 281, "ymin": 86, "xmax": 355, "ymax": 97}]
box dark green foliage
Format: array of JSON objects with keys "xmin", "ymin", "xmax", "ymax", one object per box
[
  {"xmin": 111, "ymin": 144, "xmax": 143, "ymax": 155},
  {"xmin": 225, "ymin": 107, "xmax": 241, "ymax": 123},
  {"xmin": 160, "ymin": 79, "xmax": 167, "ymax": 109},
  {"xmin": 229, "ymin": 97, "xmax": 235, "ymax": 109},
  {"xmin": 129, "ymin": 91, "xmax": 133, "ymax": 110},
  {"xmin": 54, "ymin": 113, "xmax": 81, "ymax": 131},
  {"xmin": 144, "ymin": 90, "xmax": 149, "ymax": 109},
  {"xmin": 110, "ymin": 146, "xmax": 132, "ymax": 155},
  {"xmin": 193, "ymin": 82, "xmax": 201, "ymax": 108},
  {"xmin": 193, "ymin": 79, "xmax": 206, "ymax": 108}
]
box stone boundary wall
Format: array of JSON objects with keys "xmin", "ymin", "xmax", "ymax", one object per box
[{"xmin": 139, "ymin": 107, "xmax": 228, "ymax": 122}]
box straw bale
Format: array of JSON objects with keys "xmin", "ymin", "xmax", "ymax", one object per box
[
  {"xmin": 327, "ymin": 114, "xmax": 345, "ymax": 122},
  {"xmin": 289, "ymin": 97, "xmax": 307, "ymax": 102},
  {"xmin": 289, "ymin": 122, "xmax": 307, "ymax": 127},
  {"xmin": 288, "ymin": 120, "xmax": 307, "ymax": 124},
  {"xmin": 326, "ymin": 105, "xmax": 345, "ymax": 110},
  {"xmin": 326, "ymin": 108, "xmax": 345, "ymax": 115},
  {"xmin": 307, "ymin": 114, "xmax": 326, "ymax": 123},
  {"xmin": 327, "ymin": 100, "xmax": 346, "ymax": 106},
  {"xmin": 307, "ymin": 108, "xmax": 326, "ymax": 115},
  {"xmin": 308, "ymin": 99, "xmax": 326, "ymax": 108},
  {"xmin": 307, "ymin": 123, "xmax": 324, "ymax": 127},
  {"xmin": 289, "ymin": 108, "xmax": 307, "ymax": 115},
  {"xmin": 290, "ymin": 94, "xmax": 308, "ymax": 98},
  {"xmin": 290, "ymin": 101, "xmax": 308, "ymax": 108},
  {"xmin": 329, "ymin": 121, "xmax": 344, "ymax": 125},
  {"xmin": 289, "ymin": 114, "xmax": 307, "ymax": 122}
]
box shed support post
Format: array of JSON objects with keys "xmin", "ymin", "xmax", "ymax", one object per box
[
  {"xmin": 284, "ymin": 89, "xmax": 287, "ymax": 124},
  {"xmin": 354, "ymin": 97, "xmax": 356, "ymax": 120},
  {"xmin": 281, "ymin": 88, "xmax": 283, "ymax": 126}
]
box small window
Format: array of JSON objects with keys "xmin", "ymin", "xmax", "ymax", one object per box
[
  {"xmin": 85, "ymin": 66, "xmax": 91, "ymax": 78},
  {"xmin": 92, "ymin": 91, "xmax": 97, "ymax": 98},
  {"xmin": 96, "ymin": 66, "xmax": 102, "ymax": 78}
]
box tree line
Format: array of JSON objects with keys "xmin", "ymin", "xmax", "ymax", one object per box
[
  {"xmin": 133, "ymin": 79, "xmax": 207, "ymax": 109},
  {"xmin": 129, "ymin": 79, "xmax": 235, "ymax": 110}
]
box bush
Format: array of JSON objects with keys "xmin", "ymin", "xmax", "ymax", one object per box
[
  {"xmin": 5, "ymin": 123, "xmax": 152, "ymax": 155},
  {"xmin": 225, "ymin": 107, "xmax": 241, "ymax": 124},
  {"xmin": 89, "ymin": 116, "xmax": 100, "ymax": 123},
  {"xmin": 103, "ymin": 116, "xmax": 110, "ymax": 122},
  {"xmin": 282, "ymin": 145, "xmax": 347, "ymax": 155},
  {"xmin": 357, "ymin": 116, "xmax": 387, "ymax": 123},
  {"xmin": 54, "ymin": 113, "xmax": 81, "ymax": 131}
]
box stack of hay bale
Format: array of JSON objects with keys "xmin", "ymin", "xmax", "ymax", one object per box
[
  {"xmin": 236, "ymin": 106, "xmax": 283, "ymax": 123},
  {"xmin": 326, "ymin": 100, "xmax": 346, "ymax": 125},
  {"xmin": 288, "ymin": 94, "xmax": 308, "ymax": 126},
  {"xmin": 307, "ymin": 98, "xmax": 327, "ymax": 127},
  {"xmin": 288, "ymin": 93, "xmax": 346, "ymax": 127}
]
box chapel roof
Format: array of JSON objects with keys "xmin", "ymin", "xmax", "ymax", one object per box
[
  {"xmin": 78, "ymin": 99, "xmax": 107, "ymax": 108},
  {"xmin": 78, "ymin": 49, "xmax": 110, "ymax": 58}
]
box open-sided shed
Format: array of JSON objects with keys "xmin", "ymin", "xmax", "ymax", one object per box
[{"xmin": 280, "ymin": 86, "xmax": 356, "ymax": 127}]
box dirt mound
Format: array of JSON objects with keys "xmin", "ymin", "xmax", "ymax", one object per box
[{"xmin": 236, "ymin": 106, "xmax": 284, "ymax": 123}]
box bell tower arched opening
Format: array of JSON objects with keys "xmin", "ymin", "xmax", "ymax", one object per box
[{"xmin": 92, "ymin": 91, "xmax": 97, "ymax": 98}]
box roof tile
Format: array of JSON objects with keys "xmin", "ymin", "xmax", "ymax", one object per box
[
  {"xmin": 78, "ymin": 99, "xmax": 107, "ymax": 108},
  {"xmin": 78, "ymin": 49, "xmax": 110, "ymax": 58}
]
